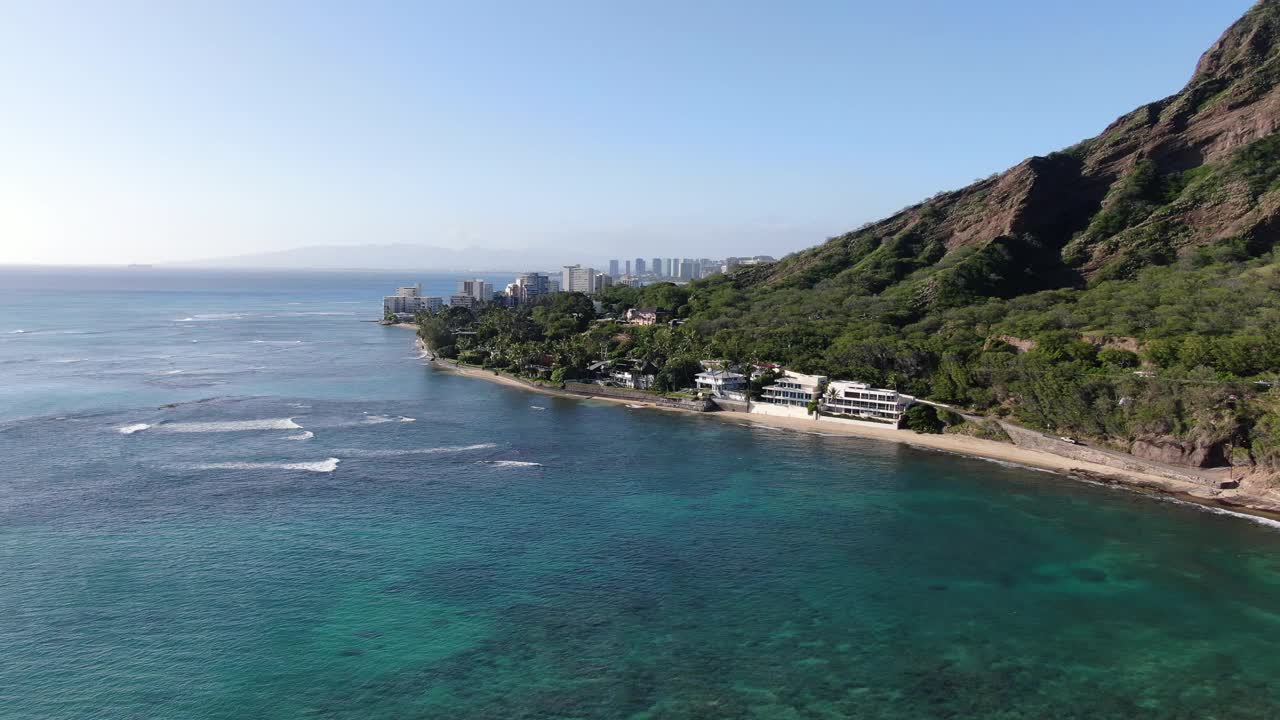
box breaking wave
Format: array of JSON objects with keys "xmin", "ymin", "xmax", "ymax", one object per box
[
  {"xmin": 360, "ymin": 414, "xmax": 417, "ymax": 425},
  {"xmin": 480, "ymin": 460, "xmax": 543, "ymax": 468},
  {"xmin": 285, "ymin": 431, "xmax": 314, "ymax": 441},
  {"xmin": 337, "ymin": 443, "xmax": 496, "ymax": 458},
  {"xmin": 190, "ymin": 458, "xmax": 340, "ymax": 473},
  {"xmin": 174, "ymin": 313, "xmax": 248, "ymax": 322},
  {"xmin": 157, "ymin": 418, "xmax": 301, "ymax": 433},
  {"xmin": 118, "ymin": 423, "xmax": 152, "ymax": 435}
]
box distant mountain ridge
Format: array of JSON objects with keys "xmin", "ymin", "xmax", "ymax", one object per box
[{"xmin": 739, "ymin": 0, "xmax": 1280, "ymax": 300}]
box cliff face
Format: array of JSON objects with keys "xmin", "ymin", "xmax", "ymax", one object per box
[{"xmin": 750, "ymin": 0, "xmax": 1280, "ymax": 298}]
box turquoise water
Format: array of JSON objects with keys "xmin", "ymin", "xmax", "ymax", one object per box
[{"xmin": 3, "ymin": 268, "xmax": 1280, "ymax": 719}]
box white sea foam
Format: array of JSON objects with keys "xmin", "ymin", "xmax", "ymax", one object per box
[
  {"xmin": 531, "ymin": 406, "xmax": 546, "ymax": 410},
  {"xmin": 285, "ymin": 431, "xmax": 314, "ymax": 441},
  {"xmin": 191, "ymin": 458, "xmax": 340, "ymax": 473},
  {"xmin": 157, "ymin": 418, "xmax": 301, "ymax": 433},
  {"xmin": 250, "ymin": 340, "xmax": 304, "ymax": 345},
  {"xmin": 118, "ymin": 423, "xmax": 152, "ymax": 435},
  {"xmin": 337, "ymin": 443, "xmax": 496, "ymax": 458},
  {"xmin": 358, "ymin": 415, "xmax": 415, "ymax": 424},
  {"xmin": 7, "ymin": 329, "xmax": 25, "ymax": 334},
  {"xmin": 481, "ymin": 460, "xmax": 543, "ymax": 468},
  {"xmin": 159, "ymin": 369, "xmax": 184, "ymax": 375},
  {"xmin": 176, "ymin": 313, "xmax": 247, "ymax": 322}
]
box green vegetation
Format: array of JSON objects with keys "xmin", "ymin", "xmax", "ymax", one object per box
[
  {"xmin": 419, "ymin": 125, "xmax": 1280, "ymax": 471},
  {"xmin": 419, "ymin": 244, "xmax": 1280, "ymax": 469}
]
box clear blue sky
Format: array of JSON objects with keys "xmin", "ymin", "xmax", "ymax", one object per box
[{"xmin": 0, "ymin": 0, "xmax": 1256, "ymax": 265}]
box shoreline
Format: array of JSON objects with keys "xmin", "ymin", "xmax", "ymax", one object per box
[{"xmin": 408, "ymin": 336, "xmax": 1280, "ymax": 524}]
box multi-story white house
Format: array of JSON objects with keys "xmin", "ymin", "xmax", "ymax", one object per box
[
  {"xmin": 695, "ymin": 369, "xmax": 748, "ymax": 399},
  {"xmin": 820, "ymin": 381, "xmax": 914, "ymax": 424},
  {"xmin": 760, "ymin": 370, "xmax": 828, "ymax": 407}
]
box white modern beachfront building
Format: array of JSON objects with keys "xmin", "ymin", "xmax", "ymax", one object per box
[
  {"xmin": 695, "ymin": 369, "xmax": 748, "ymax": 400},
  {"xmin": 820, "ymin": 381, "xmax": 914, "ymax": 424},
  {"xmin": 759, "ymin": 370, "xmax": 828, "ymax": 407}
]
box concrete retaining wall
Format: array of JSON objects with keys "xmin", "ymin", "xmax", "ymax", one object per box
[
  {"xmin": 997, "ymin": 421, "xmax": 1217, "ymax": 486},
  {"xmin": 748, "ymin": 403, "xmax": 812, "ymax": 419},
  {"xmin": 563, "ymin": 382, "xmax": 714, "ymax": 411}
]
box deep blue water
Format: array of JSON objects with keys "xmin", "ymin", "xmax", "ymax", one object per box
[{"xmin": 3, "ymin": 268, "xmax": 1280, "ymax": 719}]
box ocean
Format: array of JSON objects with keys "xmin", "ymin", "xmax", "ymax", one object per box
[{"xmin": 2, "ymin": 267, "xmax": 1279, "ymax": 719}]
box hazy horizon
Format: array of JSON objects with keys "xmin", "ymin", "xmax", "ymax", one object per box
[{"xmin": 1, "ymin": 0, "xmax": 1254, "ymax": 267}]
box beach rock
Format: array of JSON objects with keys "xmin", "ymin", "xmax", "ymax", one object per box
[{"xmin": 1131, "ymin": 438, "xmax": 1229, "ymax": 468}]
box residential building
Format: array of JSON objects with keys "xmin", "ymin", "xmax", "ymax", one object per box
[
  {"xmin": 509, "ymin": 272, "xmax": 553, "ymax": 304},
  {"xmin": 624, "ymin": 307, "xmax": 662, "ymax": 325},
  {"xmin": 761, "ymin": 370, "xmax": 828, "ymax": 407},
  {"xmin": 634, "ymin": 258, "xmax": 646, "ymax": 275},
  {"xmin": 449, "ymin": 294, "xmax": 478, "ymax": 309},
  {"xmin": 457, "ymin": 278, "xmax": 494, "ymax": 304},
  {"xmin": 624, "ymin": 259, "xmax": 631, "ymax": 276},
  {"xmin": 820, "ymin": 381, "xmax": 914, "ymax": 424},
  {"xmin": 592, "ymin": 272, "xmax": 613, "ymax": 294},
  {"xmin": 695, "ymin": 369, "xmax": 748, "ymax": 399},
  {"xmin": 383, "ymin": 284, "xmax": 443, "ymax": 315},
  {"xmin": 678, "ymin": 259, "xmax": 697, "ymax": 279},
  {"xmin": 561, "ymin": 265, "xmax": 596, "ymax": 293},
  {"xmin": 608, "ymin": 259, "xmax": 620, "ymax": 277},
  {"xmin": 651, "ymin": 257, "xmax": 662, "ymax": 276},
  {"xmin": 603, "ymin": 359, "xmax": 658, "ymax": 390}
]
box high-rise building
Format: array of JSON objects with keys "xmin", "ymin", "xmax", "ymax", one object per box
[
  {"xmin": 383, "ymin": 284, "xmax": 443, "ymax": 315},
  {"xmin": 678, "ymin": 259, "xmax": 697, "ymax": 279},
  {"xmin": 651, "ymin": 258, "xmax": 662, "ymax": 276},
  {"xmin": 562, "ymin": 265, "xmax": 596, "ymax": 293},
  {"xmin": 509, "ymin": 272, "xmax": 553, "ymax": 304},
  {"xmin": 624, "ymin": 260, "xmax": 631, "ymax": 276},
  {"xmin": 608, "ymin": 259, "xmax": 620, "ymax": 277},
  {"xmin": 593, "ymin": 272, "xmax": 614, "ymax": 294},
  {"xmin": 457, "ymin": 278, "xmax": 493, "ymax": 303},
  {"xmin": 635, "ymin": 258, "xmax": 646, "ymax": 275}
]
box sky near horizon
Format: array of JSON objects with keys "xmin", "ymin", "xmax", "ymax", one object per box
[{"xmin": 0, "ymin": 0, "xmax": 1257, "ymax": 266}]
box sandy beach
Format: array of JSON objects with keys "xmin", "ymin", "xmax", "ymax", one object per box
[{"xmin": 415, "ymin": 346, "xmax": 1280, "ymax": 523}]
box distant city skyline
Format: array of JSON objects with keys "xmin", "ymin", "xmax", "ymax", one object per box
[{"xmin": 0, "ymin": 1, "xmax": 1253, "ymax": 266}]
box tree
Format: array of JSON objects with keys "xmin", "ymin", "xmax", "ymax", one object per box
[
  {"xmin": 903, "ymin": 404, "xmax": 945, "ymax": 434},
  {"xmin": 1098, "ymin": 348, "xmax": 1140, "ymax": 369}
]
